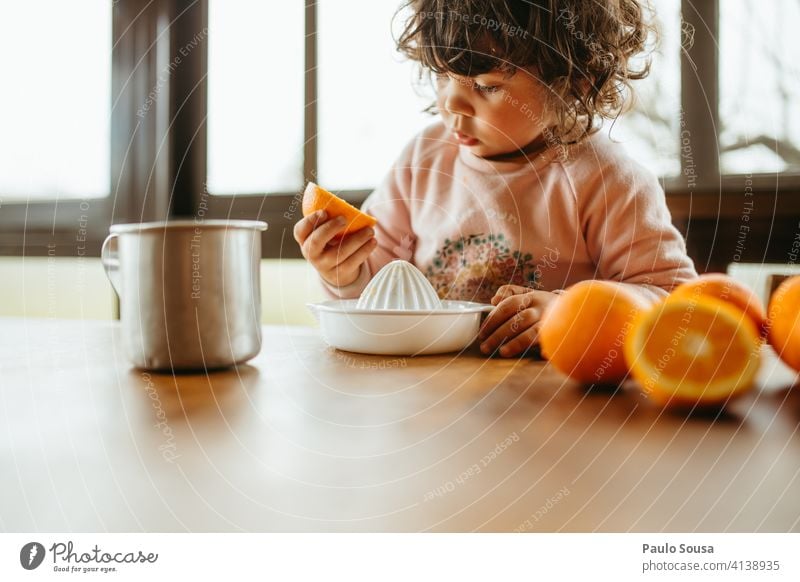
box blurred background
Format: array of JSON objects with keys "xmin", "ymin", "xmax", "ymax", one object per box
[{"xmin": 1, "ymin": 0, "xmax": 799, "ymax": 323}]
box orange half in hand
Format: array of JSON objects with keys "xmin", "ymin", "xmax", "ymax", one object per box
[
  {"xmin": 624, "ymin": 296, "xmax": 761, "ymax": 409},
  {"xmin": 302, "ymin": 182, "xmax": 377, "ymax": 237}
]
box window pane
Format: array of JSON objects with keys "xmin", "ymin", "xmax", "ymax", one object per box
[
  {"xmin": 318, "ymin": 1, "xmax": 433, "ymax": 191},
  {"xmin": 720, "ymin": 0, "xmax": 800, "ymax": 175},
  {"xmin": 0, "ymin": 1, "xmax": 110, "ymax": 201},
  {"xmin": 603, "ymin": 0, "xmax": 682, "ymax": 178},
  {"xmin": 207, "ymin": 0, "xmax": 304, "ymax": 195}
]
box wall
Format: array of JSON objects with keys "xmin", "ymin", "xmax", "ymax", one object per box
[
  {"xmin": 2, "ymin": 258, "xmax": 797, "ymax": 324},
  {"xmin": 0, "ymin": 258, "xmax": 325, "ymax": 326}
]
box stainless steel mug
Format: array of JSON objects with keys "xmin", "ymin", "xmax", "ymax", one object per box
[{"xmin": 101, "ymin": 220, "xmax": 268, "ymax": 371}]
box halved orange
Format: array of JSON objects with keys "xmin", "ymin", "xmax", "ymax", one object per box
[
  {"xmin": 672, "ymin": 273, "xmax": 767, "ymax": 336},
  {"xmin": 624, "ymin": 295, "xmax": 761, "ymax": 408},
  {"xmin": 301, "ymin": 182, "xmax": 377, "ymax": 237}
]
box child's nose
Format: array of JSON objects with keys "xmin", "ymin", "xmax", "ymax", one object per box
[
  {"xmin": 441, "ymin": 82, "xmax": 474, "ymax": 117},
  {"xmin": 443, "ymin": 94, "xmax": 474, "ymax": 118}
]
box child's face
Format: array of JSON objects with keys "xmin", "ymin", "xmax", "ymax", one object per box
[{"xmin": 435, "ymin": 68, "xmax": 553, "ymax": 158}]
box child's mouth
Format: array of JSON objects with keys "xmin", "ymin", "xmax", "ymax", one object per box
[{"xmin": 453, "ymin": 130, "xmax": 479, "ymax": 146}]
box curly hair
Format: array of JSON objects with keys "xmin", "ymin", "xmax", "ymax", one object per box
[{"xmin": 395, "ymin": 0, "xmax": 658, "ymax": 145}]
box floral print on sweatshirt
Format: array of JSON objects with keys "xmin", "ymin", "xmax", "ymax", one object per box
[{"xmin": 424, "ymin": 233, "xmax": 541, "ymax": 303}]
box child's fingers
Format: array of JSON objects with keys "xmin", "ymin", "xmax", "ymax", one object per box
[
  {"xmin": 490, "ymin": 284, "xmax": 536, "ymax": 305},
  {"xmin": 479, "ymin": 307, "xmax": 538, "ymax": 355},
  {"xmin": 496, "ymin": 284, "xmax": 533, "ymax": 297},
  {"xmin": 331, "ymin": 236, "xmax": 378, "ymax": 276},
  {"xmin": 318, "ymin": 227, "xmax": 375, "ymax": 269},
  {"xmin": 329, "ymin": 227, "xmax": 375, "ymax": 257},
  {"xmin": 479, "ymin": 294, "xmax": 537, "ymax": 340},
  {"xmin": 302, "ymin": 216, "xmax": 347, "ymax": 259},
  {"xmin": 496, "ymin": 324, "xmax": 542, "ymax": 358},
  {"xmin": 293, "ymin": 210, "xmax": 327, "ymax": 243},
  {"xmin": 479, "ymin": 297, "xmax": 522, "ymax": 339}
]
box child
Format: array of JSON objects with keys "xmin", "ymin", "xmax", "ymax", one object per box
[{"xmin": 294, "ymin": 0, "xmax": 697, "ymax": 358}]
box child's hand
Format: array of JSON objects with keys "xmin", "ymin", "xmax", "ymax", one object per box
[
  {"xmin": 478, "ymin": 285, "xmax": 560, "ymax": 357},
  {"xmin": 293, "ymin": 210, "xmax": 378, "ymax": 287}
]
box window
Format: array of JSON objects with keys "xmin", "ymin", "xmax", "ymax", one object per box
[
  {"xmin": 207, "ymin": 0, "xmax": 433, "ymax": 196},
  {"xmin": 317, "ymin": 0, "xmax": 432, "ymax": 190},
  {"xmin": 0, "ymin": 0, "xmax": 111, "ymax": 201},
  {"xmin": 613, "ymin": 0, "xmax": 800, "ymax": 187},
  {"xmin": 604, "ymin": 0, "xmax": 682, "ymax": 178},
  {"xmin": 719, "ymin": 0, "xmax": 800, "ymax": 175},
  {"xmin": 206, "ymin": 0, "xmax": 305, "ymax": 195}
]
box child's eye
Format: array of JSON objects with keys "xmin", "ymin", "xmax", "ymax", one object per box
[{"xmin": 473, "ymin": 82, "xmax": 500, "ymax": 94}]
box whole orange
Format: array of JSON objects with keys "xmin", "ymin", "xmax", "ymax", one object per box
[
  {"xmin": 767, "ymin": 275, "xmax": 800, "ymax": 372},
  {"xmin": 672, "ymin": 273, "xmax": 766, "ymax": 336},
  {"xmin": 301, "ymin": 182, "xmax": 377, "ymax": 237},
  {"xmin": 539, "ymin": 280, "xmax": 650, "ymax": 384}
]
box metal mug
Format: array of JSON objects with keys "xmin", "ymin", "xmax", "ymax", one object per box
[{"xmin": 101, "ymin": 220, "xmax": 268, "ymax": 371}]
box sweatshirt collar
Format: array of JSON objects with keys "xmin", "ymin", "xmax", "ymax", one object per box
[{"xmin": 456, "ymin": 140, "xmax": 564, "ymax": 174}]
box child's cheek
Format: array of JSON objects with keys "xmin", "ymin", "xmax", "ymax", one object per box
[{"xmin": 486, "ymin": 107, "xmax": 530, "ymax": 142}]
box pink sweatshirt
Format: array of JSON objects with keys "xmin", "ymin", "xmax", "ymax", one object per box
[{"xmin": 324, "ymin": 121, "xmax": 697, "ymax": 304}]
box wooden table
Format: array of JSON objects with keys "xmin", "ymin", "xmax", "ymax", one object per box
[{"xmin": 1, "ymin": 318, "xmax": 799, "ymax": 532}]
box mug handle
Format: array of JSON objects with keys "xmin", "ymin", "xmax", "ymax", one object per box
[{"xmin": 101, "ymin": 233, "xmax": 121, "ymax": 296}]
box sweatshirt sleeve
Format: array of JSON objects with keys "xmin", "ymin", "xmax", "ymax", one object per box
[
  {"xmin": 320, "ymin": 145, "xmax": 416, "ymax": 300},
  {"xmin": 578, "ymin": 159, "xmax": 698, "ymax": 304}
]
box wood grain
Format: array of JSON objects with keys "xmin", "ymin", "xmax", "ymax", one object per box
[{"xmin": 1, "ymin": 318, "xmax": 798, "ymax": 532}]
